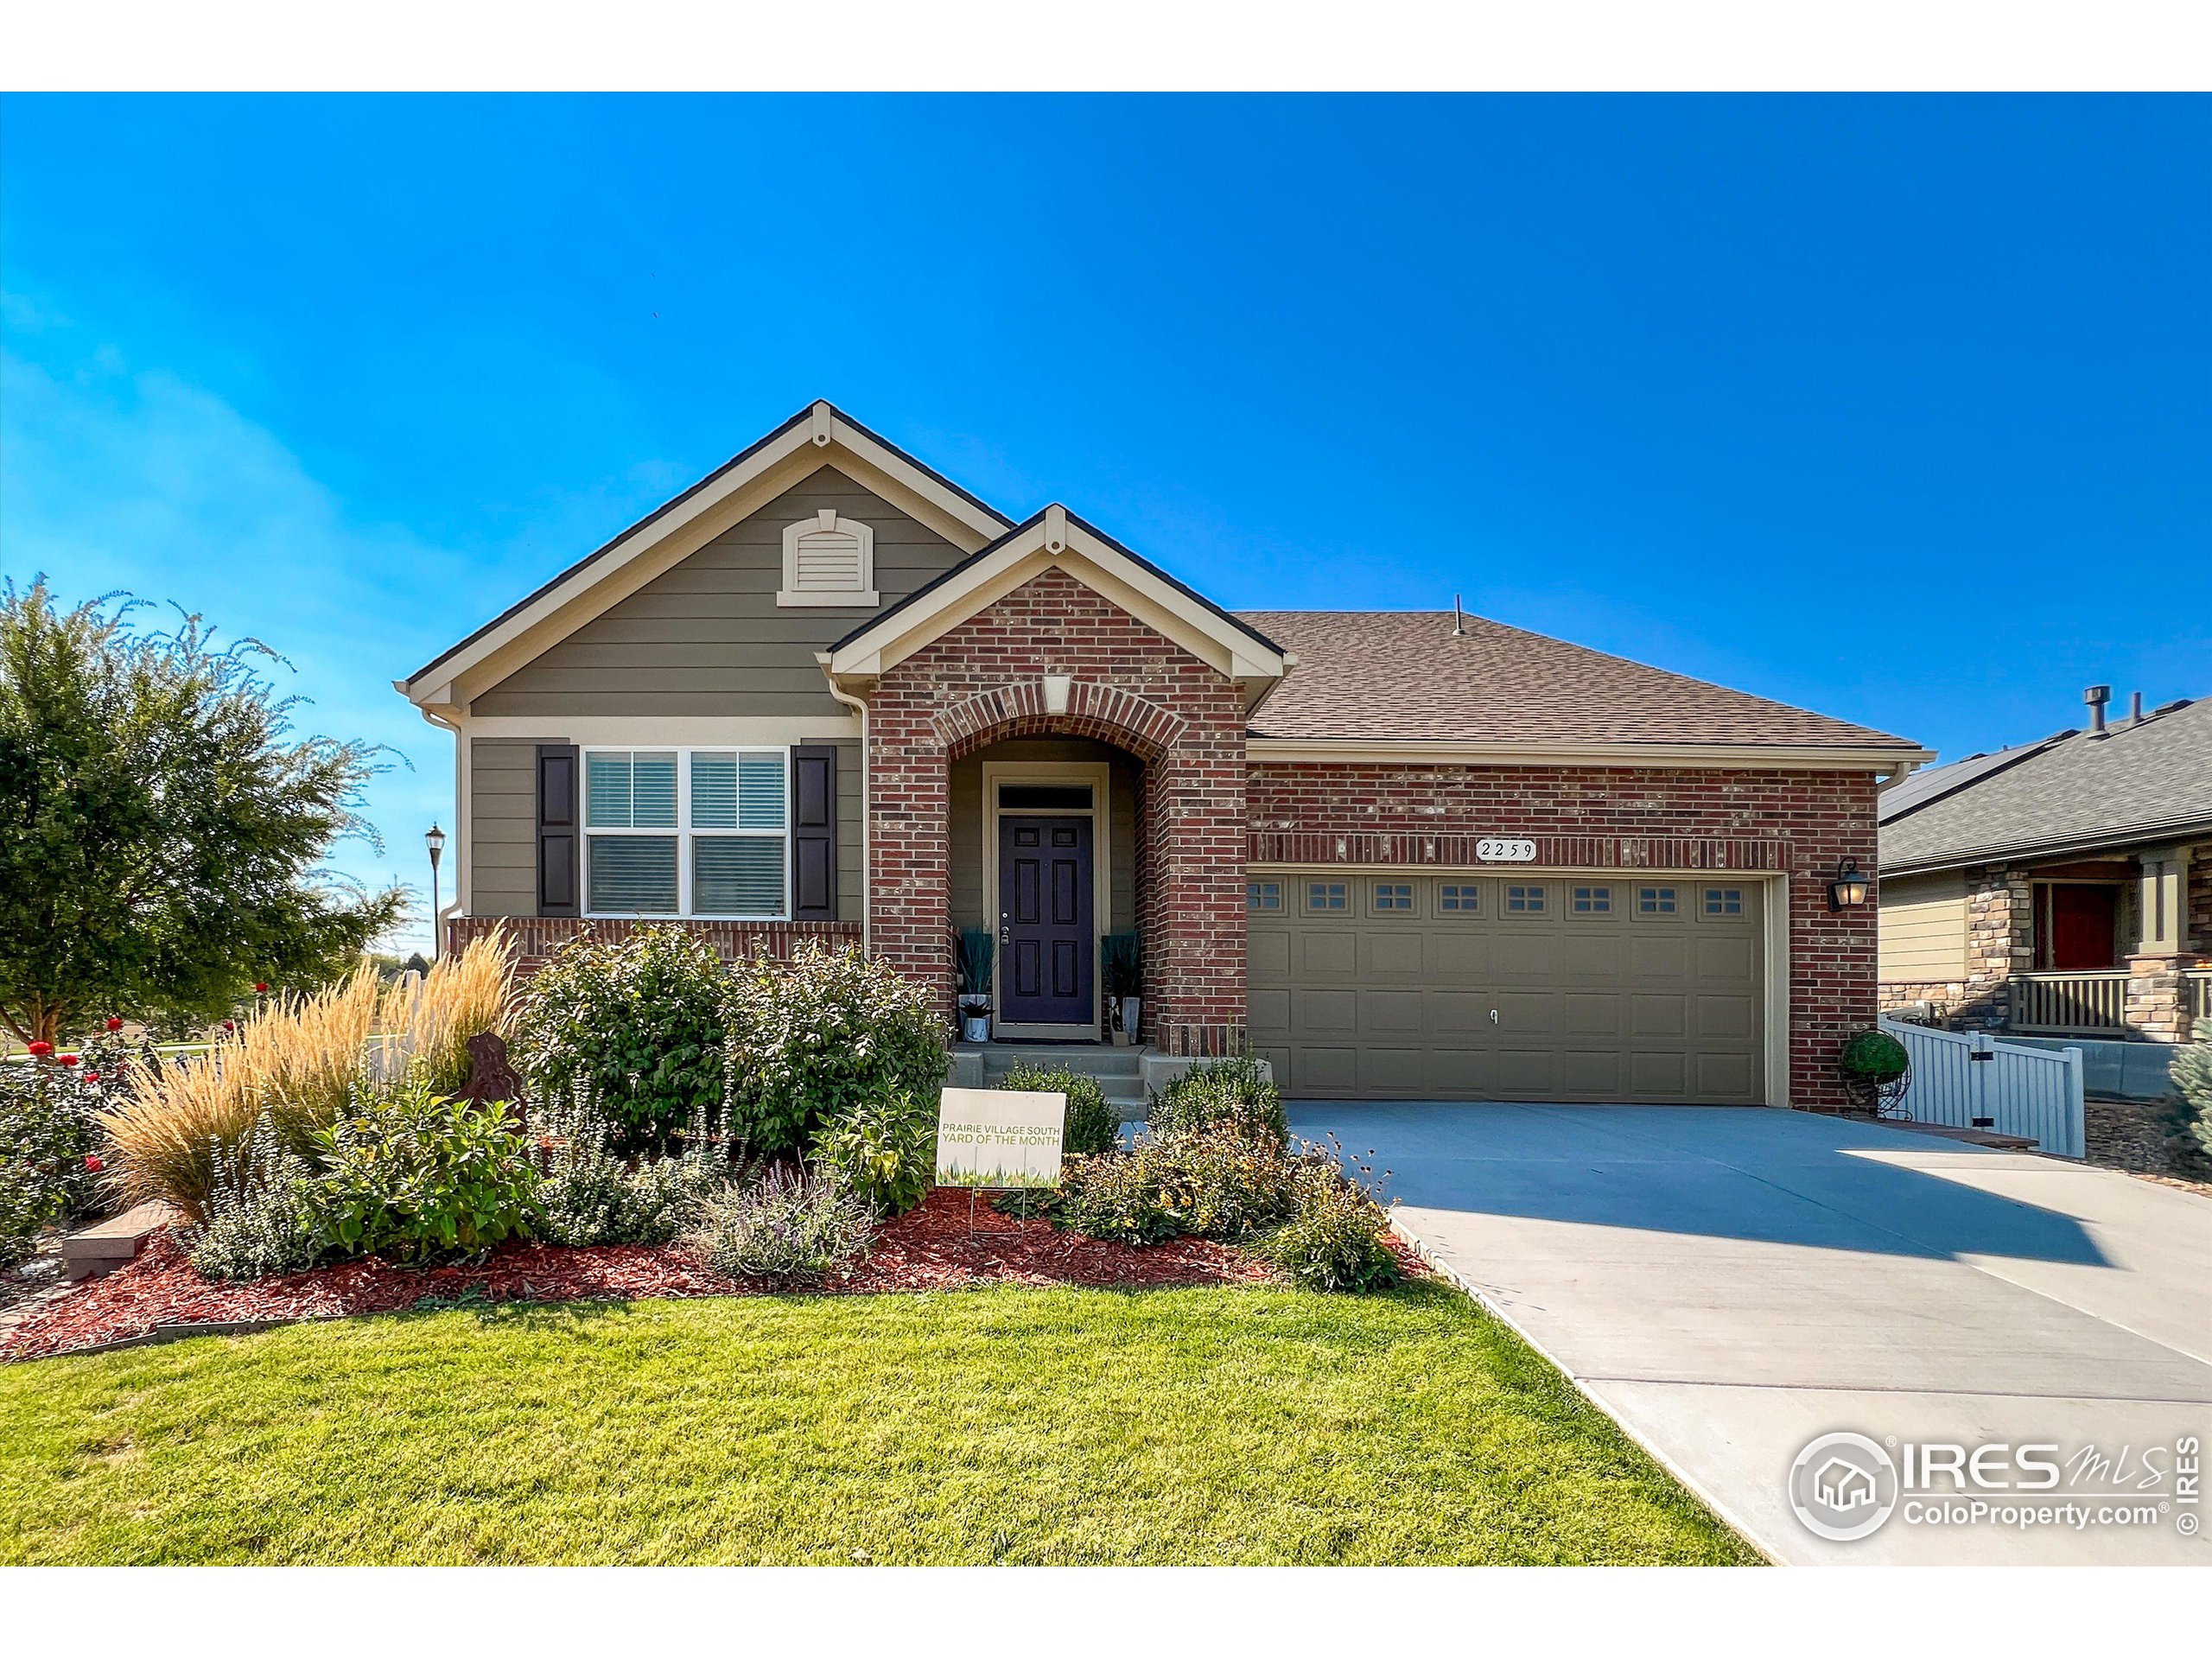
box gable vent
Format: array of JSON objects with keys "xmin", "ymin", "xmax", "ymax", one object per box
[{"xmin": 779, "ymin": 509, "xmax": 880, "ymax": 607}]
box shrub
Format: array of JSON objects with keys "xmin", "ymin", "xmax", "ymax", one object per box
[
  {"xmin": 534, "ymin": 1083, "xmax": 731, "ymax": 1248},
  {"xmin": 996, "ymin": 1064, "xmax": 1120, "ymax": 1157},
  {"xmin": 689, "ymin": 1165, "xmax": 875, "ymax": 1285},
  {"xmin": 510, "ymin": 926, "xmax": 728, "ymax": 1154},
  {"xmin": 2175, "ymin": 1041, "xmax": 2212, "ymax": 1160},
  {"xmin": 1056, "ymin": 1128, "xmax": 1301, "ymax": 1244},
  {"xmin": 724, "ymin": 943, "xmax": 946, "ymax": 1155},
  {"xmin": 184, "ymin": 1110, "xmax": 321, "ymax": 1281},
  {"xmin": 1051, "ymin": 1152, "xmax": 1182, "ymax": 1245},
  {"xmin": 99, "ymin": 932, "xmax": 515, "ymax": 1220},
  {"xmin": 810, "ymin": 1091, "xmax": 936, "ymax": 1217},
  {"xmin": 1148, "ymin": 1056, "xmax": 1287, "ymax": 1148},
  {"xmin": 1255, "ymin": 1160, "xmax": 1402, "ymax": 1293},
  {"xmin": 1, "ymin": 1038, "xmax": 136, "ymax": 1266},
  {"xmin": 312, "ymin": 1078, "xmax": 541, "ymax": 1263}
]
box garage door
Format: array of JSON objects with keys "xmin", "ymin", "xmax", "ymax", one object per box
[{"xmin": 1248, "ymin": 872, "xmax": 1766, "ymax": 1103}]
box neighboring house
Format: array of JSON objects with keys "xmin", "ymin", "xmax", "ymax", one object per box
[
  {"xmin": 1878, "ymin": 690, "xmax": 2210, "ymax": 1044},
  {"xmin": 397, "ymin": 402, "xmax": 1927, "ymax": 1109}
]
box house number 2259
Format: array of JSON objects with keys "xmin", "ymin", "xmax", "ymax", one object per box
[{"xmin": 1475, "ymin": 837, "xmax": 1537, "ymax": 862}]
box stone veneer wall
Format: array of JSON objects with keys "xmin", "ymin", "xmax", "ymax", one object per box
[
  {"xmin": 1246, "ymin": 763, "xmax": 1883, "ymax": 1112},
  {"xmin": 866, "ymin": 567, "xmax": 1251, "ymax": 1057}
]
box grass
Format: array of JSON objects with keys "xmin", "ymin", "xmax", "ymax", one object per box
[{"xmin": 0, "ymin": 1282, "xmax": 1759, "ymax": 1565}]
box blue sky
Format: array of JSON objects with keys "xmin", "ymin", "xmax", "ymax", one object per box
[{"xmin": 3, "ymin": 95, "xmax": 2206, "ymax": 951}]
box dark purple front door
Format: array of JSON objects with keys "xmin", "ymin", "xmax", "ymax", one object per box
[{"xmin": 999, "ymin": 815, "xmax": 1094, "ymax": 1028}]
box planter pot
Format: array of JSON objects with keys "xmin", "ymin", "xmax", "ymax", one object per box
[
  {"xmin": 1118, "ymin": 997, "xmax": 1141, "ymax": 1043},
  {"xmin": 961, "ymin": 1015, "xmax": 990, "ymax": 1043}
]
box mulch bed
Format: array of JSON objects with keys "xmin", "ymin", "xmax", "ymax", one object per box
[{"xmin": 2, "ymin": 1187, "xmax": 1328, "ymax": 1363}]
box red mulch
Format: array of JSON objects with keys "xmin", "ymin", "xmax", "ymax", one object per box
[{"xmin": 2, "ymin": 1187, "xmax": 1300, "ymax": 1363}]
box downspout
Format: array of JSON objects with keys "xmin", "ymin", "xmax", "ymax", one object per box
[
  {"xmin": 409, "ymin": 696, "xmax": 464, "ymax": 950},
  {"xmin": 816, "ymin": 655, "xmax": 871, "ymax": 954}
]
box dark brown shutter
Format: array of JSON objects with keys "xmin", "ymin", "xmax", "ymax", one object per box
[
  {"xmin": 536, "ymin": 743, "xmax": 581, "ymax": 917},
  {"xmin": 791, "ymin": 744, "xmax": 837, "ymax": 921}
]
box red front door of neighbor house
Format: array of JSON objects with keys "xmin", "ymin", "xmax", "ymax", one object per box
[{"xmin": 2044, "ymin": 885, "xmax": 2119, "ymax": 970}]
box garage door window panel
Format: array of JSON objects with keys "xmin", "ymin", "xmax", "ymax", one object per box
[
  {"xmin": 1369, "ymin": 881, "xmax": 1419, "ymax": 918},
  {"xmin": 1303, "ymin": 880, "xmax": 1349, "ymax": 915},
  {"xmin": 1504, "ymin": 883, "xmax": 1549, "ymax": 915},
  {"xmin": 1438, "ymin": 881, "xmax": 1484, "ymax": 915},
  {"xmin": 1569, "ymin": 884, "xmax": 1615, "ymax": 917}
]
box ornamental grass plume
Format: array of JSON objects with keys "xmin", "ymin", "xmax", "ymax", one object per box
[
  {"xmin": 99, "ymin": 931, "xmax": 515, "ymax": 1222},
  {"xmin": 379, "ymin": 926, "xmax": 515, "ymax": 1095}
]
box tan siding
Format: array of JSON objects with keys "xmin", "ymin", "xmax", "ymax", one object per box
[
  {"xmin": 469, "ymin": 466, "xmax": 967, "ymax": 719},
  {"xmin": 948, "ymin": 739, "xmax": 1138, "ymax": 935},
  {"xmin": 1878, "ymin": 870, "xmax": 1968, "ymax": 979},
  {"xmin": 832, "ymin": 737, "xmax": 861, "ymax": 917},
  {"xmin": 471, "ymin": 738, "xmax": 541, "ymax": 917}
]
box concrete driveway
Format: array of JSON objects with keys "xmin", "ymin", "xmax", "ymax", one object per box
[{"xmin": 1289, "ymin": 1102, "xmax": 2212, "ymax": 1566}]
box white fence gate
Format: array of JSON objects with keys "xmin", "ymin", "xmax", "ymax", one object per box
[{"xmin": 1877, "ymin": 1018, "xmax": 2085, "ymax": 1159}]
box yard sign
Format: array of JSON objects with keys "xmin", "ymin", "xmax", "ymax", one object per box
[{"xmin": 936, "ymin": 1087, "xmax": 1065, "ymax": 1189}]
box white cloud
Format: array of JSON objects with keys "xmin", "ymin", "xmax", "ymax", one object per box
[{"xmin": 2, "ymin": 331, "xmax": 454, "ymax": 952}]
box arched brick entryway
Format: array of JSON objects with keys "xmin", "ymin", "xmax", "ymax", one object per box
[{"xmin": 863, "ymin": 568, "xmax": 1249, "ymax": 1057}]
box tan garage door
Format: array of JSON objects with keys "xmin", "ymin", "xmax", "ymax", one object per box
[{"xmin": 1248, "ymin": 872, "xmax": 1766, "ymax": 1103}]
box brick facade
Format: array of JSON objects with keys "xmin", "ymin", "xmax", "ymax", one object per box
[
  {"xmin": 447, "ymin": 915, "xmax": 860, "ymax": 975},
  {"xmin": 865, "ymin": 567, "xmax": 1250, "ymax": 1057},
  {"xmin": 1248, "ymin": 762, "xmax": 1883, "ymax": 1111},
  {"xmin": 457, "ymin": 569, "xmax": 1903, "ymax": 1102}
]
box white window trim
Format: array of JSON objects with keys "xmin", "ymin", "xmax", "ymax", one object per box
[
  {"xmin": 777, "ymin": 510, "xmax": 880, "ymax": 608},
  {"xmin": 582, "ymin": 745, "xmax": 792, "ymax": 920}
]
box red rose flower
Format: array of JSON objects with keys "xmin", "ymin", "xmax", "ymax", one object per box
[
  {"xmin": 255, "ymin": 982, "xmax": 269, "ymax": 994},
  {"xmin": 27, "ymin": 1041, "xmax": 52, "ymax": 1057},
  {"xmin": 105, "ymin": 1016, "xmax": 124, "ymax": 1032},
  {"xmin": 84, "ymin": 1154, "xmax": 104, "ymax": 1173},
  {"xmin": 223, "ymin": 1020, "xmax": 236, "ymax": 1033},
  {"xmin": 59, "ymin": 1052, "xmax": 79, "ymax": 1065},
  {"xmin": 84, "ymin": 1071, "xmax": 102, "ymax": 1083}
]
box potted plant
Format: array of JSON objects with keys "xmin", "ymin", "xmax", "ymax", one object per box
[
  {"xmin": 1101, "ymin": 931, "xmax": 1142, "ymax": 1045},
  {"xmin": 954, "ymin": 927, "xmax": 995, "ymax": 1043}
]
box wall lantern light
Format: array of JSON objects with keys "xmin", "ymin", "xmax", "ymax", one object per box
[{"xmin": 1828, "ymin": 857, "xmax": 1872, "ymax": 912}]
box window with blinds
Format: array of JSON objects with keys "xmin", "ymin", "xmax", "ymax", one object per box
[
  {"xmin": 583, "ymin": 747, "xmax": 788, "ymax": 917},
  {"xmin": 777, "ymin": 510, "xmax": 880, "ymax": 607}
]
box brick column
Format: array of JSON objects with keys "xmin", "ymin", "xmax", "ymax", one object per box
[
  {"xmin": 1141, "ymin": 727, "xmax": 1249, "ymax": 1057},
  {"xmin": 867, "ymin": 688, "xmax": 955, "ymax": 1019}
]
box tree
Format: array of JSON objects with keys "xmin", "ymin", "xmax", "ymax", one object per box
[{"xmin": 0, "ymin": 577, "xmax": 405, "ymax": 1046}]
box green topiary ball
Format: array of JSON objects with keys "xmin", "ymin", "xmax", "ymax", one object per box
[{"xmin": 1839, "ymin": 1029, "xmax": 1910, "ymax": 1084}]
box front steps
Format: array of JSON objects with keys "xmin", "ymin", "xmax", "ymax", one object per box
[{"xmin": 950, "ymin": 1042, "xmax": 1152, "ymax": 1120}]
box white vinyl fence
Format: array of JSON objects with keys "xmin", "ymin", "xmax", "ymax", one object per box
[{"xmin": 1877, "ymin": 1017, "xmax": 2085, "ymax": 1159}]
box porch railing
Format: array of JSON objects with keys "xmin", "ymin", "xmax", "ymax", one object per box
[{"xmin": 2009, "ymin": 969, "xmax": 2131, "ymax": 1035}]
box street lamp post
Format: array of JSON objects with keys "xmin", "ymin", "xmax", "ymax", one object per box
[{"xmin": 426, "ymin": 823, "xmax": 447, "ymax": 960}]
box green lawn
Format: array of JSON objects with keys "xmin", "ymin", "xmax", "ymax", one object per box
[{"xmin": 0, "ymin": 1283, "xmax": 1758, "ymax": 1565}]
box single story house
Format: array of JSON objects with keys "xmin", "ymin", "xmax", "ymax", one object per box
[
  {"xmin": 398, "ymin": 402, "xmax": 1928, "ymax": 1109},
  {"xmin": 1878, "ymin": 689, "xmax": 2209, "ymax": 1044}
]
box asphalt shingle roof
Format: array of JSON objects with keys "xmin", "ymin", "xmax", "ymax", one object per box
[
  {"xmin": 1238, "ymin": 610, "xmax": 1918, "ymax": 749},
  {"xmin": 1879, "ymin": 696, "xmax": 2212, "ymax": 872}
]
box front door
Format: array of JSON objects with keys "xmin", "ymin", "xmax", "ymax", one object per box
[
  {"xmin": 998, "ymin": 814, "xmax": 1095, "ymax": 1029},
  {"xmin": 2044, "ymin": 884, "xmax": 2119, "ymax": 969}
]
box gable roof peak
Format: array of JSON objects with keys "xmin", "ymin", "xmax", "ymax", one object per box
[{"xmin": 398, "ymin": 400, "xmax": 1013, "ymax": 703}]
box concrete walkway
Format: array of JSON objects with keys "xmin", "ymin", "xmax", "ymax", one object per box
[{"xmin": 1291, "ymin": 1102, "xmax": 2212, "ymax": 1566}]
